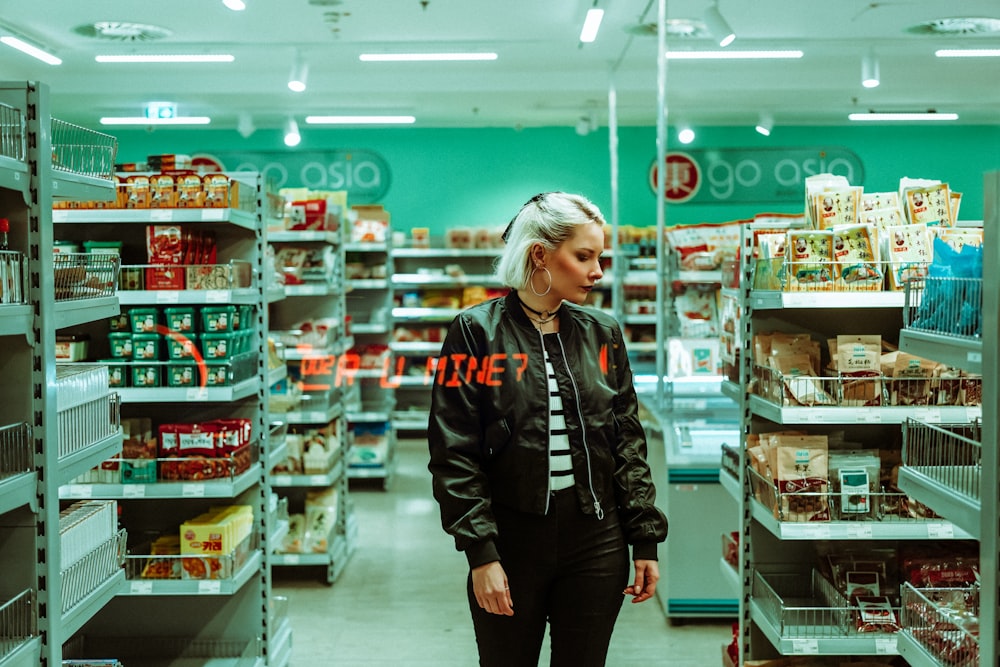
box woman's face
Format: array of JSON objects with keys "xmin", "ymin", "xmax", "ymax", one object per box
[{"xmin": 542, "ymin": 222, "xmax": 605, "ymax": 304}]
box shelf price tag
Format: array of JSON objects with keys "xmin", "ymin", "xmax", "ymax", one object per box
[
  {"xmin": 283, "ymin": 554, "xmax": 301, "ymax": 565},
  {"xmin": 130, "ymin": 581, "xmax": 154, "ymax": 595},
  {"xmin": 155, "ymin": 291, "xmax": 180, "ymax": 304},
  {"xmin": 150, "ymin": 209, "xmax": 173, "ymax": 222},
  {"xmin": 309, "ymin": 475, "xmax": 328, "ymax": 486},
  {"xmin": 52, "ymin": 210, "xmax": 68, "ymax": 222},
  {"xmin": 200, "ymin": 208, "xmax": 225, "ymax": 221},
  {"xmin": 857, "ymin": 411, "xmax": 882, "ymax": 424},
  {"xmin": 64, "ymin": 485, "xmax": 93, "ymax": 499},
  {"xmin": 875, "ymin": 636, "xmax": 897, "ymax": 654},
  {"xmin": 182, "ymin": 483, "xmax": 206, "ymax": 498},
  {"xmin": 967, "ymin": 351, "xmax": 982, "ymax": 364},
  {"xmin": 794, "ymin": 525, "xmax": 831, "ymax": 539},
  {"xmin": 273, "ymin": 475, "xmax": 292, "ymax": 486},
  {"xmin": 123, "ymin": 485, "xmax": 146, "ymax": 498},
  {"xmin": 198, "ymin": 580, "xmax": 222, "ymax": 594},
  {"xmin": 205, "ymin": 290, "xmax": 229, "ymax": 303},
  {"xmin": 847, "ymin": 524, "xmax": 873, "ymax": 539},
  {"xmin": 186, "ymin": 387, "xmax": 209, "ymax": 401},
  {"xmin": 790, "ymin": 639, "xmax": 819, "ymax": 654},
  {"xmin": 927, "ymin": 523, "xmax": 955, "ymax": 539}
]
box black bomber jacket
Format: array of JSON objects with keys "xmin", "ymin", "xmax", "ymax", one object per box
[{"xmin": 427, "ymin": 290, "xmax": 669, "ymax": 569}]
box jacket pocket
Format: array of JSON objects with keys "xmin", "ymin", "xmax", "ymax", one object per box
[{"xmin": 482, "ymin": 417, "xmax": 512, "ymax": 460}]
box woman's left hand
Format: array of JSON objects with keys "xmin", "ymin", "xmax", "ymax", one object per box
[{"xmin": 623, "ymin": 559, "xmax": 659, "ymax": 604}]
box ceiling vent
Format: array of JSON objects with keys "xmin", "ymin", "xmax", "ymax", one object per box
[
  {"xmin": 625, "ymin": 19, "xmax": 710, "ymax": 39},
  {"xmin": 74, "ymin": 21, "xmax": 173, "ymax": 41},
  {"xmin": 906, "ymin": 17, "xmax": 1000, "ymax": 35}
]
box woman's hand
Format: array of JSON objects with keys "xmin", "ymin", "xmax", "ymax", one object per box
[
  {"xmin": 623, "ymin": 559, "xmax": 659, "ymax": 604},
  {"xmin": 472, "ymin": 561, "xmax": 514, "ymax": 616}
]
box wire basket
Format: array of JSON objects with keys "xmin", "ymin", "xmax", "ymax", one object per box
[
  {"xmin": 50, "ymin": 118, "xmax": 118, "ymax": 181},
  {"xmin": 125, "ymin": 531, "xmax": 256, "ymax": 581},
  {"xmin": 0, "ymin": 250, "xmax": 24, "ymax": 305},
  {"xmin": 902, "ymin": 418, "xmax": 981, "ymax": 503},
  {"xmin": 901, "ymin": 583, "xmax": 979, "ymax": 667},
  {"xmin": 53, "ymin": 252, "xmax": 120, "ymax": 302},
  {"xmin": 0, "ymin": 422, "xmax": 32, "ymax": 480},
  {"xmin": 58, "ymin": 393, "xmax": 121, "ymax": 461},
  {"xmin": 752, "ymin": 568, "xmax": 853, "ymax": 638},
  {"xmin": 0, "ymin": 589, "xmax": 35, "ymax": 660},
  {"xmin": 904, "ymin": 276, "xmax": 983, "ymax": 339},
  {"xmin": 64, "ymin": 636, "xmax": 259, "ymax": 666},
  {"xmin": 61, "ymin": 528, "xmax": 127, "ymax": 614},
  {"xmin": 752, "ymin": 257, "xmax": 929, "ymax": 293},
  {"xmin": 0, "ymin": 102, "xmax": 25, "ymax": 162}
]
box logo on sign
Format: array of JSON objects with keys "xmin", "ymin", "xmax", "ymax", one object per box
[{"xmin": 648, "ymin": 152, "xmax": 701, "ymax": 203}]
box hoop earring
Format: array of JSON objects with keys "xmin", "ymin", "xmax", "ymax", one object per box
[{"xmin": 529, "ymin": 267, "xmax": 552, "ymax": 297}]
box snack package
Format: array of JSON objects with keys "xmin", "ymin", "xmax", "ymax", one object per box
[
  {"xmin": 855, "ymin": 597, "xmax": 901, "ymax": 633},
  {"xmin": 904, "ymin": 184, "xmax": 952, "ymax": 227},
  {"xmin": 776, "ymin": 436, "xmax": 830, "ymax": 522},
  {"xmin": 786, "ymin": 230, "xmax": 834, "ymax": 291},
  {"xmin": 804, "ymin": 173, "xmax": 851, "ymax": 227},
  {"xmin": 831, "ymin": 224, "xmax": 882, "ymax": 291},
  {"xmin": 828, "ymin": 449, "xmax": 880, "ymax": 519},
  {"xmin": 812, "ymin": 187, "xmax": 861, "ymax": 230},
  {"xmin": 837, "ymin": 335, "xmax": 882, "ymax": 406},
  {"xmin": 890, "ymin": 352, "xmax": 936, "ymax": 406},
  {"xmin": 885, "ymin": 223, "xmax": 931, "ymax": 290},
  {"xmin": 150, "ymin": 174, "xmax": 176, "ymax": 208}
]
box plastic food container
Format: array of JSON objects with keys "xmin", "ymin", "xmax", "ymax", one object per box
[
  {"xmin": 166, "ymin": 363, "xmax": 198, "ymax": 387},
  {"xmin": 201, "ymin": 306, "xmax": 237, "ymax": 333},
  {"xmin": 107, "ymin": 333, "xmax": 134, "ymax": 359},
  {"xmin": 109, "ymin": 311, "xmax": 130, "ymax": 332},
  {"xmin": 101, "ymin": 359, "xmax": 128, "ymax": 388},
  {"xmin": 165, "ymin": 333, "xmax": 199, "ymax": 360},
  {"xmin": 129, "ymin": 308, "xmax": 160, "ymax": 334},
  {"xmin": 132, "ymin": 333, "xmax": 162, "ymax": 361},
  {"xmin": 202, "ymin": 333, "xmax": 236, "ymax": 359},
  {"xmin": 131, "ymin": 364, "xmax": 161, "ymax": 388},
  {"xmin": 205, "ymin": 362, "xmax": 232, "ymax": 386},
  {"xmin": 164, "ymin": 306, "xmax": 198, "ymax": 333},
  {"xmin": 83, "ymin": 240, "xmax": 123, "ymax": 255},
  {"xmin": 237, "ymin": 305, "xmax": 254, "ymax": 330}
]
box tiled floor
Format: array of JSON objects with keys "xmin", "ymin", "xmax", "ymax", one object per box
[{"xmin": 274, "ymin": 438, "xmax": 732, "ymax": 666}]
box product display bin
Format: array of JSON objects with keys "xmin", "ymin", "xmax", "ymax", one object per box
[
  {"xmin": 899, "ymin": 582, "xmax": 979, "ymax": 667},
  {"xmin": 53, "ymin": 252, "xmax": 120, "ymax": 302},
  {"xmin": 60, "ymin": 528, "xmax": 127, "ymax": 614}
]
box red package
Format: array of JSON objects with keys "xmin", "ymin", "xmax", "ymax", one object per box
[
  {"xmin": 147, "ymin": 225, "xmax": 185, "ymax": 264},
  {"xmin": 291, "ymin": 199, "xmax": 327, "ymax": 230}
]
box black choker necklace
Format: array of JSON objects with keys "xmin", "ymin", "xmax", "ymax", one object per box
[{"xmin": 520, "ymin": 299, "xmax": 558, "ymax": 323}]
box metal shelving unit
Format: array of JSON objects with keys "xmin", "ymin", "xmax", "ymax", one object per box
[
  {"xmin": 50, "ymin": 168, "xmax": 283, "ymax": 666},
  {"xmin": 268, "ymin": 223, "xmax": 356, "ymax": 583}
]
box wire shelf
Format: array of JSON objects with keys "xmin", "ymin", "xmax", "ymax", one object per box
[
  {"xmin": 0, "ymin": 589, "xmax": 35, "ymax": 660},
  {"xmin": 902, "ymin": 418, "xmax": 981, "ymax": 503},
  {"xmin": 50, "ymin": 118, "xmax": 118, "ymax": 181},
  {"xmin": 72, "ymin": 443, "xmax": 257, "ymax": 485},
  {"xmin": 752, "ymin": 363, "xmax": 980, "ymax": 408},
  {"xmin": 752, "ymin": 258, "xmax": 929, "ymax": 293},
  {"xmin": 747, "ymin": 465, "xmax": 942, "ymax": 523},
  {"xmin": 53, "ymin": 252, "xmax": 120, "ymax": 302},
  {"xmin": 900, "ymin": 583, "xmax": 979, "ymax": 667},
  {"xmin": 65, "ymin": 636, "xmax": 259, "ymax": 665},
  {"xmin": 0, "ymin": 102, "xmax": 25, "ymax": 162},
  {"xmin": 58, "ymin": 393, "xmax": 120, "ymax": 460},
  {"xmin": 0, "ymin": 250, "xmax": 24, "ymax": 305},
  {"xmin": 61, "ymin": 528, "xmax": 127, "ymax": 614},
  {"xmin": 752, "ymin": 569, "xmax": 854, "ymax": 638},
  {"xmin": 0, "ymin": 422, "xmax": 32, "ymax": 479},
  {"xmin": 125, "ymin": 532, "xmax": 256, "ymax": 581},
  {"xmin": 904, "ymin": 276, "xmax": 983, "ymax": 340}
]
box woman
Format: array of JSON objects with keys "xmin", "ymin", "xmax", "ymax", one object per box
[{"xmin": 427, "ymin": 192, "xmax": 669, "ymax": 667}]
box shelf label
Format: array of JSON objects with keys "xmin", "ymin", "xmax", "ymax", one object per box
[
  {"xmin": 857, "ymin": 411, "xmax": 882, "ymax": 424},
  {"xmin": 198, "ymin": 580, "xmax": 222, "ymax": 594},
  {"xmin": 186, "ymin": 387, "xmax": 209, "ymax": 401},
  {"xmin": 795, "ymin": 525, "xmax": 831, "ymax": 539},
  {"xmin": 53, "ymin": 210, "xmax": 68, "ymax": 222},
  {"xmin": 875, "ymin": 636, "xmax": 897, "ymax": 654},
  {"xmin": 273, "ymin": 475, "xmax": 292, "ymax": 486},
  {"xmin": 968, "ymin": 351, "xmax": 982, "ymax": 364},
  {"xmin": 790, "ymin": 639, "xmax": 819, "ymax": 654},
  {"xmin": 282, "ymin": 554, "xmax": 301, "ymax": 565},
  {"xmin": 782, "ymin": 293, "xmax": 812, "ymax": 308},
  {"xmin": 912, "ymin": 407, "xmax": 942, "ymax": 423},
  {"xmin": 201, "ymin": 208, "xmax": 226, "ymax": 221},
  {"xmin": 309, "ymin": 475, "xmax": 328, "ymax": 486},
  {"xmin": 927, "ymin": 523, "xmax": 955, "ymax": 539},
  {"xmin": 65, "ymin": 485, "xmax": 93, "ymax": 498},
  {"xmin": 150, "ymin": 209, "xmax": 173, "ymax": 222},
  {"xmin": 182, "ymin": 483, "xmax": 206, "ymax": 498},
  {"xmin": 155, "ymin": 291, "xmax": 180, "ymax": 304},
  {"xmin": 130, "ymin": 581, "xmax": 154, "ymax": 595},
  {"xmin": 846, "ymin": 524, "xmax": 873, "ymax": 539},
  {"xmin": 123, "ymin": 485, "xmax": 146, "ymax": 498},
  {"xmin": 205, "ymin": 290, "xmax": 230, "ymax": 303}
]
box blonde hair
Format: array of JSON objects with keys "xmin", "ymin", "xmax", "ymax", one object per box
[{"xmin": 495, "ymin": 192, "xmax": 606, "ymax": 290}]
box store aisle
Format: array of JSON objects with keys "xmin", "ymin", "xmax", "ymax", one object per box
[{"xmin": 274, "ymin": 438, "xmax": 731, "ymax": 666}]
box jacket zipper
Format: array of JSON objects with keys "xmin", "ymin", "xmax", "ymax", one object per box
[
  {"xmin": 557, "ymin": 333, "xmax": 604, "ymax": 520},
  {"xmin": 540, "ymin": 328, "xmax": 552, "ymax": 516}
]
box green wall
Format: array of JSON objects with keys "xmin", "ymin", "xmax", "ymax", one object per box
[{"xmin": 113, "ymin": 124, "xmax": 1000, "ymax": 235}]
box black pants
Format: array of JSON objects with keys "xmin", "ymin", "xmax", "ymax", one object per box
[{"xmin": 468, "ymin": 488, "xmax": 629, "ymax": 667}]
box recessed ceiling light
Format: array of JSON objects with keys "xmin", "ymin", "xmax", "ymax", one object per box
[
  {"xmin": 936, "ymin": 48, "xmax": 1000, "ymax": 58},
  {"xmin": 99, "ymin": 116, "xmax": 212, "ymax": 125},
  {"xmin": 359, "ymin": 53, "xmax": 497, "ymax": 62},
  {"xmin": 665, "ymin": 49, "xmax": 803, "ymax": 60},
  {"xmin": 95, "ymin": 54, "xmax": 235, "ymax": 63}
]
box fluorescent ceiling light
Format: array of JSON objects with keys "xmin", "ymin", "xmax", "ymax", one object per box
[
  {"xmin": 95, "ymin": 54, "xmax": 235, "ymax": 63},
  {"xmin": 284, "ymin": 118, "xmax": 301, "ymax": 147},
  {"xmin": 848, "ymin": 112, "xmax": 959, "ymax": 121},
  {"xmin": 579, "ymin": 8, "xmax": 605, "ymax": 43},
  {"xmin": 935, "ymin": 48, "xmax": 1000, "ymax": 58},
  {"xmin": 305, "ymin": 115, "xmax": 416, "ymax": 125},
  {"xmin": 665, "ymin": 50, "xmax": 803, "ymax": 60},
  {"xmin": 223, "ymin": 0, "xmax": 246, "ymax": 10},
  {"xmin": 99, "ymin": 116, "xmax": 212, "ymax": 125},
  {"xmin": 703, "ymin": 2, "xmax": 736, "ymax": 48},
  {"xmin": 1, "ymin": 36, "xmax": 61, "ymax": 65},
  {"xmin": 288, "ymin": 54, "xmax": 308, "ymax": 93},
  {"xmin": 359, "ymin": 52, "xmax": 497, "ymax": 62}
]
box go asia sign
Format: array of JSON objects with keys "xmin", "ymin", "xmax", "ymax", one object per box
[{"xmin": 648, "ymin": 147, "xmax": 865, "ymax": 204}]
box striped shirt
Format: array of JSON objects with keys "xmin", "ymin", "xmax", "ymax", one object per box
[{"xmin": 544, "ymin": 345, "xmax": 575, "ymax": 492}]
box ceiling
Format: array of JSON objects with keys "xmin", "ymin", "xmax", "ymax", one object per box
[{"xmin": 1, "ymin": 0, "xmax": 999, "ymax": 134}]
